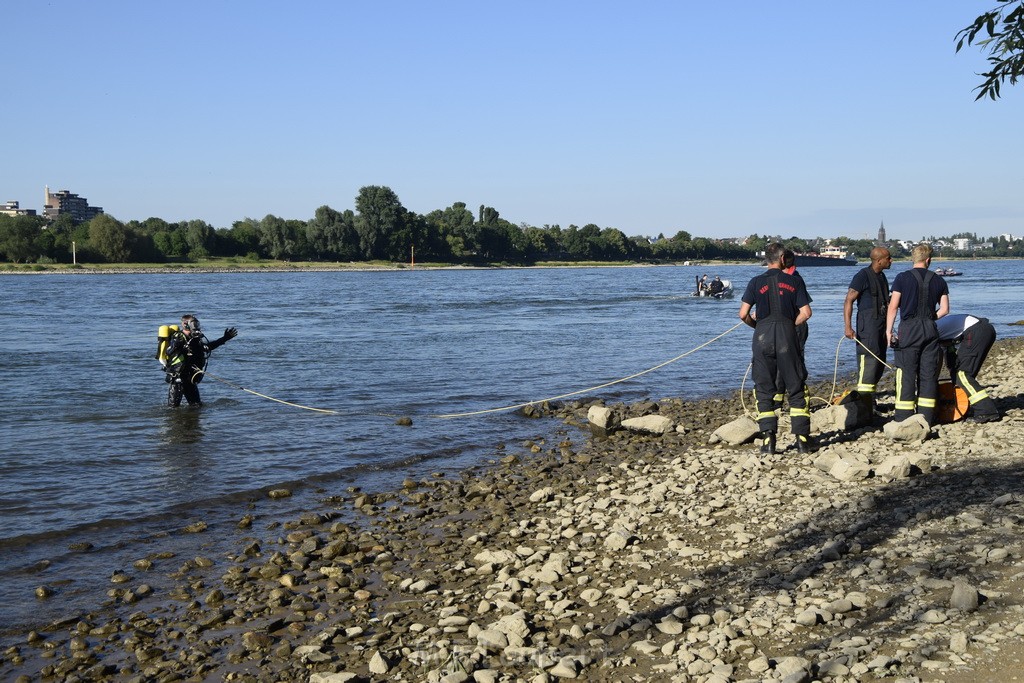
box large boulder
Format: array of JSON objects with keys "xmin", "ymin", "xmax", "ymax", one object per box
[
  {"xmin": 883, "ymin": 414, "xmax": 930, "ymax": 444},
  {"xmin": 874, "ymin": 454, "xmax": 912, "ymax": 480},
  {"xmin": 811, "ymin": 395, "xmax": 872, "ymax": 433},
  {"xmin": 709, "ymin": 416, "xmax": 759, "ymax": 445},
  {"xmin": 829, "ymin": 457, "xmax": 872, "ymax": 482},
  {"xmin": 621, "ymin": 415, "xmax": 673, "ymax": 435},
  {"xmin": 587, "ymin": 405, "xmax": 615, "ymax": 430}
]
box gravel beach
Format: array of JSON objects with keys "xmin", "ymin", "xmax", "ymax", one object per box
[{"xmin": 3, "ymin": 338, "xmax": 1024, "ymax": 683}]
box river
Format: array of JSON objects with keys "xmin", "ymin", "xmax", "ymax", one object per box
[{"xmin": 1, "ymin": 260, "xmax": 1021, "ymax": 630}]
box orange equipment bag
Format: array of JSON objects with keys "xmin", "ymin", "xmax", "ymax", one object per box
[{"xmin": 935, "ymin": 380, "xmax": 970, "ymax": 424}]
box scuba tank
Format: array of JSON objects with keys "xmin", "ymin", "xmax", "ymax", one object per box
[{"xmin": 156, "ymin": 324, "xmax": 179, "ymax": 367}]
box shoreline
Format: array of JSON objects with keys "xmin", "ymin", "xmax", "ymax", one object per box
[
  {"xmin": 0, "ymin": 261, "xmax": 749, "ymax": 276},
  {"xmin": 3, "ymin": 340, "xmax": 1024, "ymax": 681},
  {"xmin": 4, "ymin": 256, "xmax": 1018, "ymax": 277}
]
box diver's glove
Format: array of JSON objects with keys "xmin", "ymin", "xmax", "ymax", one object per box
[{"xmin": 222, "ymin": 327, "xmax": 238, "ymax": 341}]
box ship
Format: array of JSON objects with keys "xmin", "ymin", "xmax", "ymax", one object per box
[{"xmin": 793, "ymin": 245, "xmax": 858, "ymax": 267}]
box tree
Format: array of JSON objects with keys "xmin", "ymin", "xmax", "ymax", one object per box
[
  {"xmin": 88, "ymin": 214, "xmax": 135, "ymax": 262},
  {"xmin": 0, "ymin": 215, "xmax": 44, "ymax": 262},
  {"xmin": 184, "ymin": 220, "xmax": 216, "ymax": 259},
  {"xmin": 306, "ymin": 205, "xmax": 359, "ymax": 260},
  {"xmin": 228, "ymin": 218, "xmax": 263, "ymax": 258},
  {"xmin": 355, "ymin": 186, "xmax": 404, "ymax": 260},
  {"xmin": 426, "ymin": 202, "xmax": 477, "ymax": 259},
  {"xmin": 956, "ymin": 0, "xmax": 1024, "ymax": 99},
  {"xmin": 258, "ymin": 214, "xmax": 298, "ymax": 260}
]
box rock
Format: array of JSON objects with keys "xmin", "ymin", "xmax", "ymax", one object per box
[
  {"xmin": 529, "ymin": 487, "xmax": 554, "ymax": 503},
  {"xmin": 920, "ymin": 609, "xmax": 948, "ymax": 624},
  {"xmin": 309, "ymin": 675, "xmax": 361, "ymax": 683},
  {"xmin": 587, "ymin": 405, "xmax": 614, "ymax": 430},
  {"xmin": 813, "ymin": 451, "xmax": 840, "ymax": 473},
  {"xmin": 875, "ymin": 454, "xmax": 912, "ymax": 479},
  {"xmin": 476, "ymin": 629, "xmax": 509, "ymax": 653},
  {"xmin": 548, "ymin": 656, "xmax": 579, "ymax": 678},
  {"xmin": 829, "ymin": 457, "xmax": 871, "ymax": 482},
  {"xmin": 369, "ymin": 650, "xmax": 390, "ymax": 674},
  {"xmin": 710, "ymin": 415, "xmax": 759, "ymax": 445},
  {"xmin": 603, "ymin": 530, "xmax": 633, "ymax": 550},
  {"xmin": 950, "ymin": 581, "xmax": 980, "ymax": 611},
  {"xmin": 620, "ymin": 415, "xmax": 673, "ymax": 435},
  {"xmin": 883, "ymin": 414, "xmax": 930, "ymax": 443},
  {"xmin": 268, "ymin": 488, "xmax": 292, "ymax": 499},
  {"xmin": 950, "ymin": 632, "xmax": 970, "ymax": 653},
  {"xmin": 394, "ymin": 416, "xmax": 413, "ymax": 426},
  {"xmin": 775, "ymin": 656, "xmax": 811, "ymax": 679}
]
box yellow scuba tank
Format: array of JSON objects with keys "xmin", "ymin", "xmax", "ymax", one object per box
[{"xmin": 156, "ymin": 324, "xmax": 179, "ymax": 367}]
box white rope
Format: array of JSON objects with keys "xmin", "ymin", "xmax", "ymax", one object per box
[
  {"xmin": 432, "ymin": 321, "xmax": 747, "ymax": 419},
  {"xmin": 192, "ymin": 368, "xmax": 340, "ymax": 414}
]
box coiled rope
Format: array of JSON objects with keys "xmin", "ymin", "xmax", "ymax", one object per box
[{"xmin": 739, "ymin": 335, "xmax": 895, "ymax": 419}]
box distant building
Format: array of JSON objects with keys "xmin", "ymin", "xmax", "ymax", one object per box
[
  {"xmin": 43, "ymin": 186, "xmax": 103, "ymax": 222},
  {"xmin": 953, "ymin": 238, "xmax": 971, "ymax": 251},
  {"xmin": 877, "ymin": 221, "xmax": 886, "ymax": 245},
  {"xmin": 1, "ymin": 200, "xmax": 37, "ymax": 217}
]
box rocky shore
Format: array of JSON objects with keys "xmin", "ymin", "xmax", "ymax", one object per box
[{"xmin": 3, "ymin": 339, "xmax": 1024, "ymax": 683}]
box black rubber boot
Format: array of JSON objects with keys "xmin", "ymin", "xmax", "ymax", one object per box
[
  {"xmin": 795, "ymin": 434, "xmax": 816, "ymax": 454},
  {"xmin": 758, "ymin": 431, "xmax": 776, "ymax": 454}
]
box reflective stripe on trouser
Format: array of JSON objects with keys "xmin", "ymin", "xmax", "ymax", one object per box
[
  {"xmin": 952, "ymin": 319, "xmax": 998, "ymax": 416},
  {"xmin": 893, "ymin": 319, "xmax": 940, "ymax": 424},
  {"xmin": 752, "ymin": 321, "xmax": 809, "ymax": 435},
  {"xmin": 957, "ymin": 369, "xmax": 998, "ymax": 415},
  {"xmin": 854, "ymin": 319, "xmax": 886, "ymax": 394}
]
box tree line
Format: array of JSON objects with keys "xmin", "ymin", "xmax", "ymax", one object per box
[{"xmin": 0, "ymin": 185, "xmax": 1015, "ymax": 265}]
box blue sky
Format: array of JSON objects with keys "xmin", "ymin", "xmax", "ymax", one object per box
[{"xmin": 2, "ymin": 1, "xmax": 1020, "ymax": 241}]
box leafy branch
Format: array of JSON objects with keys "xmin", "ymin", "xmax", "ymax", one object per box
[{"xmin": 956, "ymin": 0, "xmax": 1024, "ymax": 100}]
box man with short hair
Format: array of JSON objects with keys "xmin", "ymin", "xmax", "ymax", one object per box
[
  {"xmin": 739, "ymin": 242, "xmax": 814, "ymax": 455},
  {"xmin": 885, "ymin": 244, "xmax": 949, "ymax": 424},
  {"xmin": 843, "ymin": 247, "xmax": 892, "ymax": 410}
]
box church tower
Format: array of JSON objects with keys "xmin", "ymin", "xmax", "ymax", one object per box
[{"xmin": 877, "ymin": 221, "xmax": 886, "ymax": 245}]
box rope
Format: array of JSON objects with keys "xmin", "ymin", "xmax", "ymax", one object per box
[
  {"xmin": 431, "ymin": 321, "xmax": 747, "ymax": 419},
  {"xmin": 192, "ymin": 368, "xmax": 340, "ymax": 414},
  {"xmin": 741, "ymin": 334, "xmax": 894, "ymax": 418}
]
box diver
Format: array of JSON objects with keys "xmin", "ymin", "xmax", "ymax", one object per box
[{"xmin": 163, "ymin": 314, "xmax": 238, "ymax": 407}]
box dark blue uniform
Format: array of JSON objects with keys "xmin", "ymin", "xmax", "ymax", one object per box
[
  {"xmin": 937, "ymin": 315, "xmax": 999, "ymax": 421},
  {"xmin": 848, "ymin": 266, "xmax": 890, "ymax": 395},
  {"xmin": 890, "ymin": 267, "xmax": 948, "ymax": 424},
  {"xmin": 741, "ymin": 268, "xmax": 812, "ymax": 439}
]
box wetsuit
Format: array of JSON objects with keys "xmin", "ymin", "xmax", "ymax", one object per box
[
  {"xmin": 742, "ymin": 268, "xmax": 812, "ymax": 438},
  {"xmin": 164, "ymin": 331, "xmax": 231, "ymax": 406},
  {"xmin": 891, "ymin": 268, "xmax": 948, "ymax": 424},
  {"xmin": 937, "ymin": 314, "xmax": 998, "ymax": 419},
  {"xmin": 848, "ymin": 266, "xmax": 890, "ymax": 395}
]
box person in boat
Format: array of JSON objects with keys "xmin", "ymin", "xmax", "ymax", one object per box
[
  {"xmin": 885, "ymin": 244, "xmax": 949, "ymax": 425},
  {"xmin": 699, "ymin": 274, "xmax": 709, "ymax": 293},
  {"xmin": 937, "ymin": 314, "xmax": 999, "ymax": 423},
  {"xmin": 738, "ymin": 242, "xmax": 814, "ymax": 455},
  {"xmin": 164, "ymin": 314, "xmax": 238, "ymax": 407},
  {"xmin": 842, "ymin": 246, "xmax": 892, "ymax": 412},
  {"xmin": 708, "ymin": 276, "xmax": 724, "ymax": 296}
]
